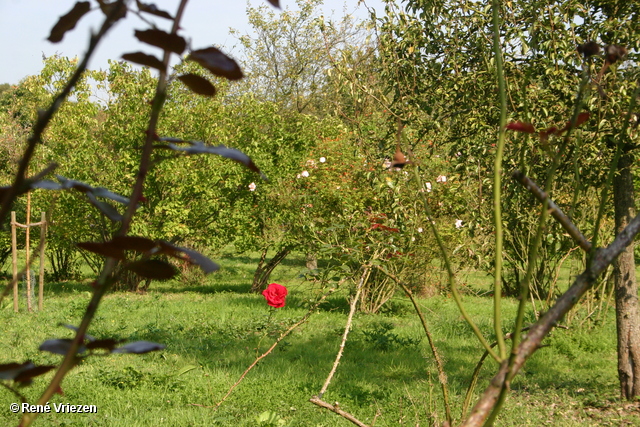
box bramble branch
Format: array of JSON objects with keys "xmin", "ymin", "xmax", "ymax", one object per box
[
  {"xmin": 512, "ymin": 169, "xmax": 591, "ymax": 252},
  {"xmin": 462, "ymin": 210, "xmax": 640, "ymax": 426},
  {"xmin": 309, "ymin": 397, "xmax": 369, "ymax": 427}
]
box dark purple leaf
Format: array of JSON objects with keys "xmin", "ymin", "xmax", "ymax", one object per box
[
  {"xmin": 136, "ymin": 0, "xmax": 173, "ymax": 19},
  {"xmin": 86, "ymin": 193, "xmax": 123, "ymax": 222},
  {"xmin": 126, "ymin": 259, "xmax": 177, "ymax": 280},
  {"xmin": 48, "ymin": 1, "xmax": 91, "ymax": 43},
  {"xmin": 122, "ymin": 52, "xmax": 165, "ymax": 70},
  {"xmin": 505, "ymin": 121, "xmax": 536, "ymax": 133},
  {"xmin": 97, "ymin": 0, "xmax": 127, "ymax": 21},
  {"xmin": 135, "ymin": 29, "xmax": 186, "ymax": 54},
  {"xmin": 178, "ymin": 74, "xmax": 216, "ymax": 96},
  {"xmin": 92, "ymin": 187, "xmax": 130, "ymax": 205},
  {"xmin": 112, "ymin": 341, "xmax": 166, "ymax": 354},
  {"xmin": 77, "ymin": 241, "xmax": 126, "ymax": 260},
  {"xmin": 111, "ymin": 236, "xmax": 157, "ymax": 253},
  {"xmin": 178, "ymin": 247, "xmax": 220, "ymax": 274},
  {"xmin": 188, "ymin": 47, "xmax": 243, "ymax": 80},
  {"xmin": 39, "ymin": 339, "xmax": 86, "ymax": 355},
  {"xmin": 56, "ymin": 175, "xmax": 92, "ymax": 192},
  {"xmin": 157, "ymin": 241, "xmax": 219, "ymax": 274},
  {"xmin": 158, "ymin": 136, "xmax": 185, "ymax": 143},
  {"xmin": 164, "ymin": 142, "xmax": 267, "ymax": 180},
  {"xmin": 31, "ymin": 180, "xmax": 62, "ymax": 190}
]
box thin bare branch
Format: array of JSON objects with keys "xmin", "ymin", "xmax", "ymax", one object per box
[
  {"xmin": 316, "ymin": 268, "xmax": 368, "ymax": 399},
  {"xmin": 210, "ymin": 291, "xmax": 332, "ymax": 409},
  {"xmin": 512, "ymin": 169, "xmax": 591, "ymax": 252},
  {"xmin": 309, "ymin": 397, "xmax": 370, "ymax": 427}
]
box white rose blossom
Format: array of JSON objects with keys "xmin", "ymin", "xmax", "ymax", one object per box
[{"xmin": 248, "ymin": 182, "xmax": 256, "ymax": 191}]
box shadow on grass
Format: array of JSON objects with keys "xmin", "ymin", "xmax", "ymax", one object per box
[{"xmin": 44, "ymin": 280, "xmax": 93, "ymax": 295}]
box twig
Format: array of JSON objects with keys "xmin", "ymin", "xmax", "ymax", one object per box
[
  {"xmin": 1, "ymin": 382, "xmax": 27, "ymax": 404},
  {"xmin": 461, "ymin": 210, "xmax": 640, "ymax": 426},
  {"xmin": 210, "ymin": 291, "xmax": 332, "ymax": 409},
  {"xmin": 495, "ymin": 62, "xmax": 595, "ymax": 425},
  {"xmin": 512, "ymin": 170, "xmax": 591, "ymax": 252},
  {"xmin": 589, "ymin": 84, "xmax": 639, "ymax": 258},
  {"xmin": 373, "ymin": 265, "xmax": 452, "ymax": 426},
  {"xmin": 316, "ymin": 267, "xmax": 368, "ymax": 399},
  {"xmin": 546, "ymin": 246, "xmax": 580, "ymax": 307},
  {"xmin": 309, "ymin": 397, "xmax": 370, "ymax": 427}
]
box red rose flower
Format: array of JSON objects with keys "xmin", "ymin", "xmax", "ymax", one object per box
[{"xmin": 262, "ymin": 283, "xmax": 288, "ymax": 308}]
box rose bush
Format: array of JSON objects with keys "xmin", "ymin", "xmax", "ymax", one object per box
[{"xmin": 262, "ymin": 283, "xmax": 288, "ymax": 308}]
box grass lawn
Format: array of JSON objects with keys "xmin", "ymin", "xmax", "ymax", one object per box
[{"xmin": 0, "ymin": 253, "xmax": 639, "ymax": 426}]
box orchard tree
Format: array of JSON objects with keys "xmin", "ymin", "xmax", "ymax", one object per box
[
  {"xmin": 374, "ymin": 0, "xmax": 640, "ymax": 407},
  {"xmin": 232, "ymin": 0, "xmax": 369, "ymax": 115}
]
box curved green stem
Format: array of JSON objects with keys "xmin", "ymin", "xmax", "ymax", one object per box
[
  {"xmin": 487, "ymin": 54, "xmax": 594, "ymax": 427},
  {"xmin": 411, "ymin": 165, "xmax": 500, "ymax": 363},
  {"xmin": 491, "ymin": 0, "xmax": 508, "ymax": 361}
]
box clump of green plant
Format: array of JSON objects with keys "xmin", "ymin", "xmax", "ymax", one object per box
[
  {"xmin": 359, "ymin": 320, "xmax": 421, "ymax": 351},
  {"xmin": 99, "ymin": 366, "xmax": 145, "ymax": 390}
]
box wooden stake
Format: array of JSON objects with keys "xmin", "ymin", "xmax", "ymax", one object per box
[
  {"xmin": 11, "ymin": 211, "xmax": 18, "ymax": 313},
  {"xmin": 25, "ymin": 192, "xmax": 31, "ymax": 312},
  {"xmin": 38, "ymin": 212, "xmax": 46, "ymax": 311}
]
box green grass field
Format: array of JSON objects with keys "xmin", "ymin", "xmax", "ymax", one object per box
[{"xmin": 0, "ymin": 253, "xmax": 638, "ymax": 426}]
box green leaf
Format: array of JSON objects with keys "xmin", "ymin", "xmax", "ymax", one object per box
[{"xmin": 176, "ymin": 365, "xmax": 198, "ymax": 376}]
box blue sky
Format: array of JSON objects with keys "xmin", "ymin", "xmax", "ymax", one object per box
[{"xmin": 0, "ymin": 0, "xmax": 384, "ymax": 85}]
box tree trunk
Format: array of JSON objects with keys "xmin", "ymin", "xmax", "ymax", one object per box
[
  {"xmin": 251, "ymin": 247, "xmax": 291, "ymax": 293},
  {"xmin": 305, "ymin": 252, "xmax": 318, "ymax": 270},
  {"xmin": 613, "ymin": 149, "xmax": 640, "ymax": 400}
]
